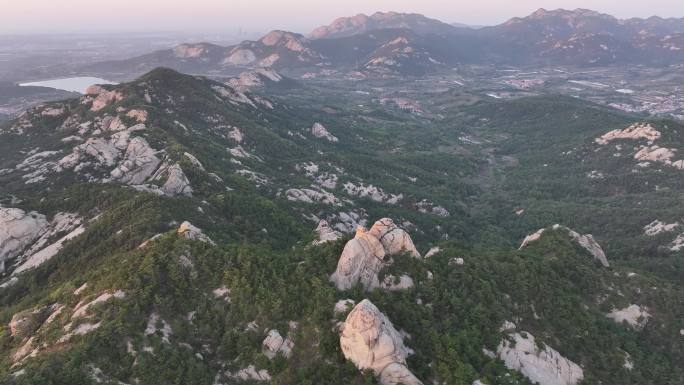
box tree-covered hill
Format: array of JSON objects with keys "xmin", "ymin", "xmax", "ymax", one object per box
[{"xmin": 0, "ymin": 68, "xmax": 682, "ymax": 384}]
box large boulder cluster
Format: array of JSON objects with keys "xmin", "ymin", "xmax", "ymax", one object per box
[
  {"xmin": 0, "ymin": 208, "xmax": 49, "ymax": 273},
  {"xmin": 497, "ymin": 322, "xmax": 584, "ymax": 385},
  {"xmin": 340, "ymin": 300, "xmax": 423, "ymax": 385},
  {"xmin": 0, "ymin": 208, "xmax": 83, "ymax": 275},
  {"xmin": 330, "ymin": 218, "xmax": 420, "ymax": 291}
]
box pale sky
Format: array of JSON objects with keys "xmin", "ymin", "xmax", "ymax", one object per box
[{"xmin": 2, "ymin": 0, "xmax": 684, "ymax": 34}]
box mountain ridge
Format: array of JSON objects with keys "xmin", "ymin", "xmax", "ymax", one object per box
[{"xmin": 85, "ymin": 8, "xmax": 684, "ymax": 79}]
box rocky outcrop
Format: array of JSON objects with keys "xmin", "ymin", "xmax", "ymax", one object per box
[
  {"xmin": 331, "ymin": 227, "xmax": 386, "ymax": 291},
  {"xmin": 368, "ymin": 218, "xmax": 420, "ymax": 258},
  {"xmin": 285, "ymin": 188, "xmax": 341, "ymax": 206},
  {"xmin": 595, "ymin": 123, "xmax": 661, "ymax": 145},
  {"xmin": 126, "ymin": 109, "xmax": 148, "ymax": 123},
  {"xmin": 262, "ymin": 329, "xmax": 294, "ymax": 359},
  {"xmin": 343, "ymin": 182, "xmax": 403, "ymax": 204},
  {"xmin": 519, "ymin": 224, "xmax": 609, "ymax": 267},
  {"xmin": 311, "ymin": 122, "xmax": 338, "ymax": 142},
  {"xmin": 313, "ymin": 220, "xmax": 343, "ymax": 245},
  {"xmin": 0, "ymin": 208, "xmax": 49, "ymax": 272},
  {"xmin": 177, "ymin": 221, "xmax": 215, "ymax": 245},
  {"xmin": 183, "ymin": 152, "xmax": 205, "ymax": 171},
  {"xmin": 644, "ymin": 220, "xmax": 680, "ymax": 236},
  {"xmin": 424, "ymin": 247, "xmax": 441, "ymax": 258},
  {"xmin": 228, "ymin": 68, "xmax": 284, "ymax": 89},
  {"xmin": 331, "ymin": 219, "xmax": 419, "ymax": 291},
  {"xmin": 9, "ymin": 308, "xmax": 46, "ymax": 339},
  {"xmin": 86, "ymin": 85, "xmax": 124, "ymax": 112},
  {"xmin": 71, "ymin": 290, "xmax": 125, "ymax": 319},
  {"xmin": 14, "ymin": 222, "xmax": 85, "ymax": 275},
  {"xmin": 109, "ymin": 137, "xmax": 161, "ymax": 185},
  {"xmin": 594, "ymin": 123, "xmax": 683, "ymax": 170},
  {"xmin": 0, "ymin": 210, "xmax": 83, "ymax": 275},
  {"xmin": 415, "ymin": 200, "xmax": 450, "ymax": 217},
  {"xmin": 606, "ymin": 304, "xmax": 651, "ymax": 329},
  {"xmin": 334, "ymin": 299, "xmax": 356, "ymax": 315},
  {"xmin": 339, "ymin": 300, "xmax": 422, "ymax": 385},
  {"xmin": 151, "ymin": 163, "xmax": 193, "ymax": 197},
  {"xmin": 227, "ymin": 365, "xmax": 271, "ymax": 382},
  {"xmin": 497, "ymin": 322, "xmax": 584, "ymax": 385},
  {"xmin": 380, "ymin": 275, "xmax": 414, "ymax": 291}
]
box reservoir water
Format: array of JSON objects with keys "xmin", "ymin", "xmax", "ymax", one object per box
[{"xmin": 19, "ymin": 77, "xmax": 117, "ymax": 94}]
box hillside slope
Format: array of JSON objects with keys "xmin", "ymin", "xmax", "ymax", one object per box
[{"xmin": 0, "ymin": 69, "xmax": 683, "ymax": 385}]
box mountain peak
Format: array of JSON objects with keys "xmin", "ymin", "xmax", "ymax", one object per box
[
  {"xmin": 309, "ymin": 11, "xmax": 457, "ymax": 39},
  {"xmin": 259, "ymin": 30, "xmax": 309, "ymax": 46},
  {"xmin": 139, "ymin": 67, "xmax": 189, "ymax": 83},
  {"xmin": 172, "ymin": 42, "xmax": 223, "ymax": 58},
  {"xmin": 527, "ymin": 8, "xmax": 614, "ymax": 20}
]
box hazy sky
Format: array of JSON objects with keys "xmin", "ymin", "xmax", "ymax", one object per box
[{"xmin": 3, "ymin": 0, "xmax": 684, "ymax": 34}]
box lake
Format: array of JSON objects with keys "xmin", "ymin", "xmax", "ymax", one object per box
[{"xmin": 19, "ymin": 77, "xmax": 117, "ymax": 94}]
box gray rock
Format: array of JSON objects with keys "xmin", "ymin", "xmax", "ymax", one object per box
[
  {"xmin": 340, "ymin": 300, "xmax": 422, "ymax": 385},
  {"xmin": 0, "ymin": 208, "xmax": 49, "ymax": 273}
]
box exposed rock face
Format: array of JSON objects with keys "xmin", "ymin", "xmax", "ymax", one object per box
[
  {"xmin": 173, "ymin": 43, "xmax": 211, "ymax": 58},
  {"xmin": 85, "ymin": 85, "xmax": 124, "ymax": 112},
  {"xmin": 416, "ymin": 200, "xmax": 450, "ymax": 217},
  {"xmin": 497, "ymin": 322, "xmax": 584, "ymax": 385},
  {"xmin": 286, "ymin": 188, "xmax": 342, "ymax": 206},
  {"xmin": 109, "ymin": 137, "xmax": 161, "ymax": 185},
  {"xmin": 14, "ymin": 223, "xmax": 85, "ymax": 275},
  {"xmin": 595, "ymin": 123, "xmax": 661, "ymax": 145},
  {"xmin": 145, "ymin": 312, "xmax": 173, "ymax": 343},
  {"xmin": 183, "ymin": 152, "xmax": 205, "ymax": 171},
  {"xmin": 424, "ymin": 246, "xmax": 441, "ymax": 258},
  {"xmin": 71, "ymin": 290, "xmax": 125, "ymax": 319},
  {"xmin": 311, "ymin": 122, "xmax": 338, "ymax": 142},
  {"xmin": 334, "ymin": 299, "xmax": 356, "ymax": 315},
  {"xmin": 331, "ymin": 227, "xmax": 386, "ymax": 291},
  {"xmin": 635, "ymin": 145, "xmax": 676, "ymax": 163},
  {"xmin": 339, "ymin": 300, "xmax": 422, "ymax": 385},
  {"xmin": 228, "ymin": 127, "xmax": 244, "ymax": 143},
  {"xmin": 670, "ymin": 233, "xmax": 684, "ymax": 252},
  {"xmin": 643, "ymin": 220, "xmax": 680, "ymax": 236},
  {"xmin": 607, "ymin": 304, "xmax": 651, "ymax": 329},
  {"xmin": 9, "ymin": 309, "xmax": 45, "ymax": 339},
  {"xmin": 229, "ymin": 68, "xmax": 284, "ymax": 89},
  {"xmin": 368, "ymin": 218, "xmax": 420, "ymax": 258},
  {"xmin": 262, "ymin": 329, "xmax": 294, "ymax": 359},
  {"xmin": 331, "ymin": 218, "xmax": 420, "ymax": 291},
  {"xmin": 152, "ymin": 163, "xmax": 193, "ymax": 197},
  {"xmin": 227, "ymin": 365, "xmax": 271, "ymax": 382},
  {"xmin": 380, "ymin": 275, "xmax": 414, "ymax": 291},
  {"xmin": 0, "ymin": 208, "xmax": 49, "ymax": 273},
  {"xmin": 224, "ymin": 48, "xmax": 258, "ymax": 66},
  {"xmin": 126, "ymin": 109, "xmax": 148, "ymax": 123},
  {"xmin": 343, "ymin": 182, "xmax": 403, "ymax": 204},
  {"xmin": 177, "ymin": 221, "xmax": 215, "ymax": 245},
  {"xmin": 519, "ymin": 224, "xmax": 609, "ymax": 267},
  {"xmin": 594, "ymin": 123, "xmax": 683, "ymax": 170},
  {"xmin": 313, "ymin": 220, "xmax": 343, "ymax": 245}
]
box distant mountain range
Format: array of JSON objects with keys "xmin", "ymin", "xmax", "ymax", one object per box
[{"xmin": 87, "ymin": 9, "xmax": 684, "ymax": 78}]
